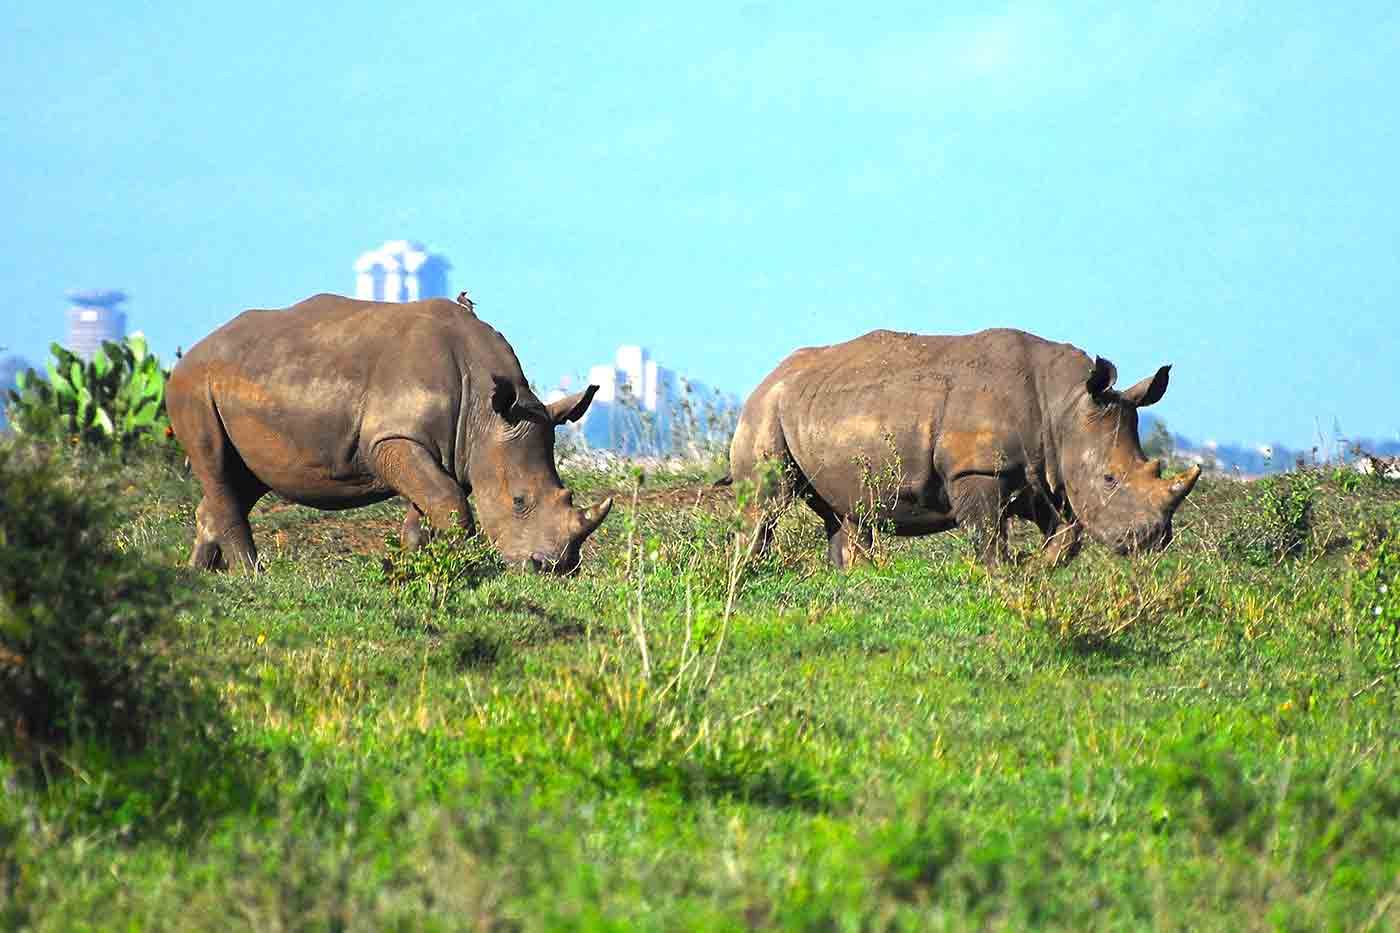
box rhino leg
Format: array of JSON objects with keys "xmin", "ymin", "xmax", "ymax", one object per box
[
  {"xmin": 736, "ymin": 473, "xmax": 793, "ymax": 562},
  {"xmin": 950, "ymin": 475, "xmax": 1011, "ymax": 566},
  {"xmin": 400, "ymin": 505, "xmax": 427, "ymax": 551},
  {"xmin": 825, "ymin": 515, "xmax": 874, "ymax": 570},
  {"xmin": 1040, "ymin": 521, "xmax": 1083, "ymax": 567},
  {"xmin": 728, "ymin": 406, "xmax": 795, "ymax": 562},
  {"xmin": 190, "ymin": 490, "xmax": 263, "ymax": 572},
  {"xmin": 189, "ymin": 519, "xmax": 222, "ymax": 571},
  {"xmin": 1021, "ymin": 490, "xmax": 1082, "ymax": 567},
  {"xmin": 371, "ymin": 439, "xmax": 476, "ymax": 538},
  {"xmin": 177, "ymin": 397, "xmax": 267, "ymax": 572}
]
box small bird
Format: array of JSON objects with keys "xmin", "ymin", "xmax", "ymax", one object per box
[{"xmin": 456, "ymin": 290, "xmax": 475, "ymax": 313}]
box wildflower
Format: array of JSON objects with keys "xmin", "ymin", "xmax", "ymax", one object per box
[
  {"xmin": 256, "ymin": 632, "xmax": 266, "ymax": 646},
  {"xmin": 1278, "ymin": 700, "xmax": 1293, "ymax": 714}
]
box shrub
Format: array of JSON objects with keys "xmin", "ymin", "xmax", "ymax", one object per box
[
  {"xmin": 449, "ymin": 624, "xmax": 509, "ymax": 671},
  {"xmin": 0, "ymin": 444, "xmax": 186, "ymax": 752},
  {"xmin": 376, "ymin": 521, "xmax": 503, "ymax": 607},
  {"xmin": 994, "ymin": 555, "xmax": 1204, "ymax": 651},
  {"xmin": 668, "ymin": 378, "xmax": 739, "ymax": 466},
  {"xmin": 1352, "ymin": 512, "xmax": 1400, "ymax": 668},
  {"xmin": 3, "ymin": 336, "xmax": 177, "ymax": 455},
  {"xmin": 1221, "ymin": 470, "xmax": 1317, "ymax": 565}
]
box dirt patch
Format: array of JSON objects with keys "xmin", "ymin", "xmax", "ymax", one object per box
[
  {"xmin": 244, "ymin": 482, "xmax": 736, "ymax": 562},
  {"xmin": 623, "ymin": 482, "xmax": 732, "ymax": 513},
  {"xmin": 248, "ymin": 498, "xmax": 402, "ymax": 561}
]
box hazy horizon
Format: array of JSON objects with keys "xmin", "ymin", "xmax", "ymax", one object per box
[{"xmin": 4, "ymin": 1, "xmax": 1397, "ymax": 450}]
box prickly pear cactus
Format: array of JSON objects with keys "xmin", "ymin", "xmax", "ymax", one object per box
[{"xmin": 3, "ymin": 335, "xmax": 177, "ymax": 452}]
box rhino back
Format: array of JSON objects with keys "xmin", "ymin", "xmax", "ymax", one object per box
[
  {"xmin": 174, "ymin": 294, "xmax": 514, "ymax": 500},
  {"xmin": 774, "ymin": 328, "xmax": 1087, "ymax": 513}
]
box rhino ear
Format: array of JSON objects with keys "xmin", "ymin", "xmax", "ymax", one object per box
[
  {"xmin": 1086, "ymin": 356, "xmax": 1118, "ymax": 400},
  {"xmin": 1121, "ymin": 365, "xmax": 1171, "ymax": 408},
  {"xmin": 547, "ymin": 384, "xmax": 599, "ymax": 426},
  {"xmin": 490, "ymin": 376, "xmax": 551, "ymax": 425}
]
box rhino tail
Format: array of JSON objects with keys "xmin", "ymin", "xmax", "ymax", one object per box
[{"xmin": 713, "ymin": 474, "xmax": 733, "ymax": 487}]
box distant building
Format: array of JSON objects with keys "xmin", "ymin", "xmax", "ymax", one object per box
[
  {"xmin": 353, "ymin": 240, "xmax": 451, "ymax": 302},
  {"xmin": 65, "ymin": 289, "xmax": 127, "ymax": 360},
  {"xmin": 548, "ymin": 345, "xmax": 739, "ymax": 455}
]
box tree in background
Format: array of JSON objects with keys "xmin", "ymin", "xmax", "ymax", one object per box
[{"xmin": 1143, "ymin": 417, "xmax": 1176, "ymax": 464}]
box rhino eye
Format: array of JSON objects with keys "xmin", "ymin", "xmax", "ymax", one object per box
[
  {"xmin": 512, "ymin": 495, "xmax": 527, "ymax": 514},
  {"xmin": 1103, "ymin": 474, "xmax": 1119, "ymax": 488}
]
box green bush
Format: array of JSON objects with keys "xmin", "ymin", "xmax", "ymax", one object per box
[
  {"xmin": 376, "ymin": 521, "xmax": 504, "ymax": 607},
  {"xmin": 0, "ymin": 444, "xmax": 186, "ymax": 751},
  {"xmin": 1352, "ymin": 512, "xmax": 1400, "ymax": 668},
  {"xmin": 1221, "ymin": 470, "xmax": 1317, "ymax": 565},
  {"xmin": 3, "ymin": 336, "xmax": 177, "ymax": 454},
  {"xmin": 449, "ymin": 624, "xmax": 509, "ymax": 670}
]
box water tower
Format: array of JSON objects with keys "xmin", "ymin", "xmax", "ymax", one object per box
[
  {"xmin": 353, "ymin": 241, "xmax": 451, "ymax": 302},
  {"xmin": 65, "ymin": 289, "xmax": 128, "ymax": 360}
]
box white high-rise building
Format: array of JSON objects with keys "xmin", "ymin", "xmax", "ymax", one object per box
[
  {"xmin": 552, "ymin": 345, "xmax": 737, "ymax": 455},
  {"xmin": 353, "ymin": 240, "xmax": 451, "ymax": 302},
  {"xmin": 65, "ymin": 289, "xmax": 127, "ymax": 360}
]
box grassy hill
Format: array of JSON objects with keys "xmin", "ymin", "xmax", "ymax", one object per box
[{"xmin": 3, "ymin": 447, "xmax": 1399, "ymax": 930}]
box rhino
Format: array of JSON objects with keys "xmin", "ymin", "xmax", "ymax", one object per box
[
  {"xmin": 167, "ymin": 293, "xmax": 612, "ymax": 573},
  {"xmin": 726, "ymin": 328, "xmax": 1201, "ymax": 567}
]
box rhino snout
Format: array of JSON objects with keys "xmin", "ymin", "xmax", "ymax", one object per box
[
  {"xmin": 1110, "ymin": 520, "xmax": 1173, "ymax": 556},
  {"xmin": 523, "ymin": 548, "xmax": 581, "ymax": 576}
]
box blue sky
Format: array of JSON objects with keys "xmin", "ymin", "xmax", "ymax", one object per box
[{"xmin": 2, "ymin": 1, "xmax": 1397, "ymax": 448}]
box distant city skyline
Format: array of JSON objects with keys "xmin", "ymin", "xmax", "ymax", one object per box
[{"xmin": 547, "ymin": 344, "xmax": 738, "ymax": 455}]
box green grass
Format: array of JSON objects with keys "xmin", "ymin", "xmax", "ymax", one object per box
[{"xmin": 4, "ymin": 448, "xmax": 1400, "ymax": 930}]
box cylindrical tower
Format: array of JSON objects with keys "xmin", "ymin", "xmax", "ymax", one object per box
[
  {"xmin": 353, "ymin": 241, "xmax": 452, "ymax": 302},
  {"xmin": 65, "ymin": 289, "xmax": 128, "ymax": 360}
]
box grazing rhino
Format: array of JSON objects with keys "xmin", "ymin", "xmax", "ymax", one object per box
[
  {"xmin": 168, "ymin": 293, "xmax": 612, "ymax": 573},
  {"xmin": 726, "ymin": 328, "xmax": 1200, "ymax": 568}
]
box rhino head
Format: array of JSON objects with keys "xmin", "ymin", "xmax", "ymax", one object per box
[
  {"xmin": 467, "ymin": 379, "xmax": 613, "ymax": 573},
  {"xmin": 1056, "ymin": 357, "xmax": 1201, "ymax": 555}
]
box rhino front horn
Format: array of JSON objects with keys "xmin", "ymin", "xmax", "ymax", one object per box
[
  {"xmin": 1167, "ymin": 464, "xmax": 1202, "ymax": 506},
  {"xmin": 579, "ymin": 497, "xmax": 614, "ymax": 537}
]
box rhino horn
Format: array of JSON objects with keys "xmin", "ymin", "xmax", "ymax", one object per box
[
  {"xmin": 1165, "ymin": 464, "xmax": 1202, "ymax": 508},
  {"xmin": 547, "ymin": 384, "xmax": 600, "ymax": 425},
  {"xmin": 1138, "ymin": 458, "xmax": 1164, "ymax": 479},
  {"xmin": 578, "ymin": 497, "xmax": 613, "ymax": 538},
  {"xmin": 1121, "ymin": 365, "xmax": 1171, "ymax": 408}
]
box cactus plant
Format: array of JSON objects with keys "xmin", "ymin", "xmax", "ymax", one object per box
[{"xmin": 3, "ymin": 335, "xmax": 177, "ymax": 452}]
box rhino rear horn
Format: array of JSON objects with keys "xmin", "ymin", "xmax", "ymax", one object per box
[
  {"xmin": 1121, "ymin": 365, "xmax": 1171, "ymax": 408},
  {"xmin": 547, "ymin": 384, "xmax": 600, "ymax": 425},
  {"xmin": 1086, "ymin": 356, "xmax": 1117, "ymax": 400},
  {"xmin": 490, "ymin": 376, "xmax": 551, "ymax": 425}
]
